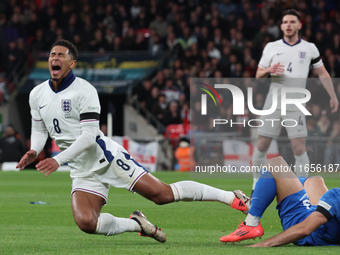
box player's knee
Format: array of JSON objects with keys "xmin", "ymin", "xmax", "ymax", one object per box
[
  {"xmin": 309, "ymin": 175, "xmax": 325, "ymax": 186},
  {"xmin": 265, "ymin": 157, "xmax": 286, "ymax": 170},
  {"xmin": 74, "ymin": 213, "xmax": 98, "ymax": 234},
  {"xmin": 151, "ymin": 187, "xmax": 174, "ymax": 205},
  {"xmin": 257, "ymin": 143, "xmax": 268, "ymax": 153},
  {"xmin": 293, "ymin": 148, "xmax": 305, "ymax": 156}
]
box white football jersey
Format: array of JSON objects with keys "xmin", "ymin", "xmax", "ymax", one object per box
[
  {"xmin": 29, "ymin": 71, "xmax": 119, "ymax": 177},
  {"xmin": 259, "ymin": 38, "xmax": 323, "ymax": 111}
]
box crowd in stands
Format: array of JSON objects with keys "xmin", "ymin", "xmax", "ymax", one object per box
[{"xmin": 1, "ymin": 0, "xmax": 340, "ymax": 162}]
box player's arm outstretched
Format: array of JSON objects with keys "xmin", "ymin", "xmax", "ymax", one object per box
[
  {"xmin": 17, "ymin": 92, "xmax": 49, "ymax": 171},
  {"xmin": 314, "ymin": 65, "xmax": 339, "ymax": 113},
  {"xmin": 248, "ymin": 211, "xmax": 328, "ymax": 247}
]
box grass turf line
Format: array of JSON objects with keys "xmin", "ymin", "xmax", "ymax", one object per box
[{"xmin": 0, "ymin": 171, "xmax": 339, "ymax": 254}]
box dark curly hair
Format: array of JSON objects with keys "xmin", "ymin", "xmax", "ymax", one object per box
[{"xmin": 51, "ymin": 39, "xmax": 78, "ymax": 60}]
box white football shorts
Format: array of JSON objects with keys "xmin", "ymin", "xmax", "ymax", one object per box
[
  {"xmin": 257, "ymin": 109, "xmax": 307, "ymax": 139},
  {"xmin": 71, "ymin": 148, "xmax": 148, "ymax": 203}
]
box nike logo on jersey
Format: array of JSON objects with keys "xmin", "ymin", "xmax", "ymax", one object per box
[
  {"xmin": 276, "ymin": 53, "xmax": 284, "ymax": 55},
  {"xmin": 39, "ymin": 104, "xmax": 47, "ymax": 109},
  {"xmin": 129, "ymin": 169, "xmax": 135, "ymax": 177}
]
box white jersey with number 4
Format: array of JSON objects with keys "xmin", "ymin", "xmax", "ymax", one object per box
[
  {"xmin": 29, "ymin": 71, "xmax": 120, "ymax": 178},
  {"xmin": 259, "ymin": 38, "xmax": 323, "ymax": 111}
]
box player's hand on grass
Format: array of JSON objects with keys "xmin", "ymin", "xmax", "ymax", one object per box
[
  {"xmin": 16, "ymin": 150, "xmax": 37, "ymax": 170},
  {"xmin": 246, "ymin": 242, "xmax": 267, "ymax": 247},
  {"xmin": 268, "ymin": 62, "xmax": 285, "ymax": 75},
  {"xmin": 330, "ymin": 96, "xmax": 339, "ymax": 113},
  {"xmin": 36, "ymin": 158, "xmax": 59, "ymax": 177}
]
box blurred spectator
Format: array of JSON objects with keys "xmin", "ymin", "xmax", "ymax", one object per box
[
  {"xmin": 137, "ymin": 80, "xmax": 152, "ymax": 108},
  {"xmin": 307, "ymin": 118, "xmax": 323, "ymax": 137},
  {"xmin": 6, "ymin": 40, "xmax": 22, "ymax": 75},
  {"xmin": 89, "ymin": 29, "xmax": 107, "ymax": 52},
  {"xmin": 64, "ymin": 13, "xmax": 80, "ymax": 41},
  {"xmin": 5, "ymin": 13, "xmax": 26, "ymax": 43},
  {"xmin": 165, "ymin": 32, "xmax": 181, "ymax": 55},
  {"xmin": 173, "ymin": 69, "xmax": 188, "ymax": 96},
  {"xmin": 174, "ymin": 137, "xmax": 196, "ymax": 172},
  {"xmin": 31, "ymin": 28, "xmax": 47, "ymax": 52},
  {"xmin": 0, "ymin": 74, "xmax": 7, "ymax": 104},
  {"xmin": 0, "ymin": 124, "xmax": 25, "ymax": 163},
  {"xmin": 112, "ymin": 36, "xmax": 122, "ymax": 51},
  {"xmin": 149, "ymin": 13, "xmax": 167, "ymax": 38},
  {"xmin": 267, "ymin": 18, "xmax": 280, "ymax": 39},
  {"xmin": 152, "ymin": 70, "xmax": 166, "ymax": 88},
  {"xmin": 152, "ymin": 93, "xmax": 167, "ymax": 123},
  {"xmin": 207, "ymin": 41, "xmax": 221, "ymax": 60},
  {"xmin": 122, "ymin": 27, "xmax": 136, "ymax": 50},
  {"xmin": 163, "ymin": 101, "xmax": 182, "ymax": 126},
  {"xmin": 180, "ymin": 101, "xmax": 190, "ymax": 129},
  {"xmin": 134, "ymin": 31, "xmax": 148, "ymax": 51},
  {"xmin": 323, "ymin": 53, "xmax": 340, "ymax": 78},
  {"xmin": 146, "ymin": 86, "xmax": 159, "ymax": 112},
  {"xmin": 25, "ymin": 12, "xmax": 40, "ymax": 38},
  {"xmin": 130, "ymin": 0, "xmax": 141, "ymax": 21},
  {"xmin": 72, "ymin": 34, "xmax": 88, "ymax": 51},
  {"xmin": 178, "ymin": 26, "xmax": 197, "ymax": 51},
  {"xmin": 197, "ymin": 26, "xmax": 209, "ymax": 49},
  {"xmin": 148, "ymin": 33, "xmax": 163, "ymax": 55},
  {"xmin": 317, "ymin": 114, "xmax": 332, "ymax": 136},
  {"xmin": 45, "ymin": 18, "xmax": 58, "ymax": 46},
  {"xmin": 161, "ymin": 79, "xmax": 180, "ymax": 103}
]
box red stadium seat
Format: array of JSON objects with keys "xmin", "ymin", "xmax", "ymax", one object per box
[{"xmin": 164, "ymin": 124, "xmax": 185, "ymax": 148}]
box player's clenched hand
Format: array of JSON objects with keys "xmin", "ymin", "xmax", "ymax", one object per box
[
  {"xmin": 36, "ymin": 158, "xmax": 59, "ymax": 177},
  {"xmin": 16, "ymin": 150, "xmax": 37, "ymax": 170},
  {"xmin": 268, "ymin": 62, "xmax": 285, "ymax": 75},
  {"xmin": 330, "ymin": 96, "xmax": 339, "ymax": 113}
]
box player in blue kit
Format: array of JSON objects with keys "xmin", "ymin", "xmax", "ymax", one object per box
[{"xmin": 220, "ymin": 157, "xmax": 340, "ymax": 246}]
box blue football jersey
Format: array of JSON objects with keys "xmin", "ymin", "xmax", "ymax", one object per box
[{"xmin": 306, "ymin": 188, "xmax": 340, "ymax": 246}]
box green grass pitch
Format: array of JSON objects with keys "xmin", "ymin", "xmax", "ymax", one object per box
[{"xmin": 0, "ymin": 170, "xmax": 339, "ymax": 254}]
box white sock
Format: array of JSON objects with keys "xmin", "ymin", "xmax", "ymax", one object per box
[
  {"xmin": 295, "ymin": 152, "xmax": 309, "ymax": 177},
  {"xmin": 96, "ymin": 213, "xmax": 141, "ymax": 236},
  {"xmin": 245, "ymin": 213, "xmax": 261, "ymax": 227},
  {"xmin": 170, "ymin": 181, "xmax": 235, "ymax": 205},
  {"xmin": 252, "ymin": 148, "xmax": 267, "ymax": 190}
]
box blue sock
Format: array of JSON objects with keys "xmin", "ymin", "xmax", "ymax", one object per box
[{"xmin": 248, "ymin": 169, "xmax": 277, "ymax": 217}]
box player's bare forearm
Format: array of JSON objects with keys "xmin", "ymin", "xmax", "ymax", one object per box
[
  {"xmin": 247, "ymin": 224, "xmax": 308, "ymax": 247},
  {"xmin": 315, "ymin": 65, "xmax": 339, "ymax": 113},
  {"xmin": 16, "ymin": 150, "xmax": 37, "ymax": 170},
  {"xmin": 256, "ymin": 67, "xmax": 270, "ymax": 78},
  {"xmin": 247, "ymin": 212, "xmax": 327, "ymax": 247}
]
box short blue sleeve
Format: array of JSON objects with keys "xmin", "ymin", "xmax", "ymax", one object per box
[{"xmin": 315, "ymin": 188, "xmax": 340, "ymax": 220}]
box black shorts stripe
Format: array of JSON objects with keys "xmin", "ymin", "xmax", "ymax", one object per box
[
  {"xmin": 80, "ymin": 112, "xmax": 100, "ymax": 121},
  {"xmin": 315, "ymin": 205, "xmax": 332, "ymax": 221},
  {"xmin": 311, "ymin": 56, "xmax": 320, "ymax": 65}
]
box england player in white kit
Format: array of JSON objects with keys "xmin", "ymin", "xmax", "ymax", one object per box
[
  {"xmin": 17, "ymin": 40, "xmax": 251, "ymax": 242},
  {"xmin": 252, "ymin": 9, "xmax": 339, "ymax": 189}
]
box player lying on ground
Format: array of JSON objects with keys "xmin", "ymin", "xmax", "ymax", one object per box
[
  {"xmin": 17, "ymin": 39, "xmax": 250, "ymax": 242},
  {"xmin": 220, "ymin": 157, "xmax": 340, "ymax": 246}
]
